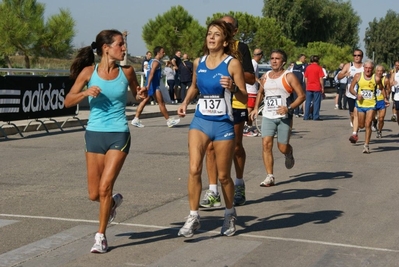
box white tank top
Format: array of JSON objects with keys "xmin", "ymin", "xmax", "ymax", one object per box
[
  {"xmin": 262, "ymin": 70, "xmax": 293, "ymax": 119},
  {"xmin": 345, "ymin": 62, "xmax": 363, "ymax": 99}
]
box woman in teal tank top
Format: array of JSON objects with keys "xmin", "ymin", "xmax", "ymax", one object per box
[{"xmin": 65, "ymin": 29, "xmax": 146, "ymax": 253}]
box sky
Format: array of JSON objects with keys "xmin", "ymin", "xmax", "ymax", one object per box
[{"xmin": 39, "ymin": 0, "xmax": 399, "ymax": 56}]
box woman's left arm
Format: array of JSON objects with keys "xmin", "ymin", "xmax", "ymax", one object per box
[{"xmin": 123, "ymin": 66, "xmax": 143, "ymax": 100}]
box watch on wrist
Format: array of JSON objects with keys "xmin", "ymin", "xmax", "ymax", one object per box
[{"xmin": 287, "ymin": 106, "xmax": 294, "ymax": 115}]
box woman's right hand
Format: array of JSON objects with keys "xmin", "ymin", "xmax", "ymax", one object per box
[
  {"xmin": 177, "ymin": 103, "xmax": 187, "ymax": 118},
  {"xmin": 85, "ymin": 86, "xmax": 101, "ymax": 98}
]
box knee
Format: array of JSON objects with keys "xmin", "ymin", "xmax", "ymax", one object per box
[
  {"xmin": 262, "ymin": 141, "xmax": 273, "ymax": 152},
  {"xmin": 98, "ymin": 184, "xmax": 112, "ymax": 199},
  {"xmin": 88, "ymin": 191, "xmax": 99, "ymax": 202},
  {"xmin": 189, "ymin": 163, "xmax": 202, "ymax": 177},
  {"xmin": 218, "ymin": 175, "xmax": 231, "ymax": 186}
]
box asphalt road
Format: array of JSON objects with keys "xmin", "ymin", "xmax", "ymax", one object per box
[{"xmin": 1, "ymin": 99, "xmax": 399, "ymax": 267}]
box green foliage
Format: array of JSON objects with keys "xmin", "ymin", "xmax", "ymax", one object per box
[
  {"xmin": 38, "ymin": 8, "xmax": 75, "ymax": 58},
  {"xmin": 262, "ymin": 0, "xmax": 360, "ymax": 48},
  {"xmin": 0, "ymin": 0, "xmax": 76, "ymax": 68},
  {"xmin": 142, "ymin": 5, "xmax": 204, "ymax": 59},
  {"xmin": 206, "ymin": 12, "xmax": 295, "ymax": 62},
  {"xmin": 302, "ymin": 42, "xmax": 353, "ymax": 71},
  {"xmin": 365, "ymin": 9, "xmax": 399, "ymax": 67}
]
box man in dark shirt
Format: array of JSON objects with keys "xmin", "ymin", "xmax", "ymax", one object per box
[
  {"xmin": 178, "ymin": 53, "xmax": 193, "ymax": 103},
  {"xmin": 171, "ymin": 50, "xmax": 182, "ymax": 101}
]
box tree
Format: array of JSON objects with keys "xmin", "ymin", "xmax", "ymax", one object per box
[
  {"xmin": 142, "ymin": 5, "xmax": 204, "ymax": 59},
  {"xmin": 302, "ymin": 42, "xmax": 353, "ymax": 71},
  {"xmin": 0, "ymin": 0, "xmax": 75, "ymax": 68},
  {"xmin": 206, "ymin": 12, "xmax": 294, "ymax": 59},
  {"xmin": 364, "ymin": 10, "xmax": 399, "ymax": 66},
  {"xmin": 262, "ymin": 0, "xmax": 361, "ymax": 48}
]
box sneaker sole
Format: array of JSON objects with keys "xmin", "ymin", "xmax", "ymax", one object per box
[
  {"xmin": 199, "ymin": 202, "xmax": 222, "ymax": 208},
  {"xmin": 260, "ymin": 184, "xmax": 275, "ymax": 187},
  {"xmin": 178, "ymin": 225, "xmax": 200, "ymax": 238},
  {"xmin": 260, "ymin": 182, "xmax": 275, "ymax": 187},
  {"xmin": 90, "ymin": 248, "xmax": 107, "ymax": 253},
  {"xmin": 234, "ymin": 200, "xmax": 246, "ymax": 206},
  {"xmin": 221, "ymin": 229, "xmax": 236, "ymax": 237}
]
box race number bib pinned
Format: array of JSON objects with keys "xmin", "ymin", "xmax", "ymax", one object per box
[
  {"xmin": 361, "ymin": 89, "xmax": 373, "ymax": 99},
  {"xmin": 265, "ymin": 95, "xmax": 282, "ymax": 115},
  {"xmin": 198, "ymin": 95, "xmax": 227, "ymax": 116}
]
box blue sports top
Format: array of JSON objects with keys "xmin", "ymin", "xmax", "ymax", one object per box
[
  {"xmin": 145, "ymin": 59, "xmax": 161, "ymax": 90},
  {"xmin": 195, "ymin": 55, "xmax": 234, "ymax": 122},
  {"xmin": 87, "ymin": 64, "xmax": 129, "ymax": 132}
]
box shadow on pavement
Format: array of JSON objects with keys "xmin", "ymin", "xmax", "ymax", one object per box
[{"xmin": 236, "ymin": 210, "xmax": 343, "ymax": 234}]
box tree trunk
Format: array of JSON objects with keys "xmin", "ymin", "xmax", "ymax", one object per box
[
  {"xmin": 24, "ymin": 55, "xmax": 31, "ymax": 69},
  {"xmin": 5, "ymin": 55, "xmax": 13, "ymax": 68}
]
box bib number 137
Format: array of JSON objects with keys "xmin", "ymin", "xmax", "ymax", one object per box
[{"xmin": 198, "ymin": 97, "xmax": 227, "ymax": 115}]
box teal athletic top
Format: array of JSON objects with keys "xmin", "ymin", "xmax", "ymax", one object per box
[{"xmin": 86, "ymin": 64, "xmax": 129, "ymax": 132}]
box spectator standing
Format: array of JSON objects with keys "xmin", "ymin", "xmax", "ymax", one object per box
[
  {"xmin": 171, "ymin": 50, "xmax": 182, "ymax": 101},
  {"xmin": 163, "ymin": 61, "xmax": 176, "ymax": 103},
  {"xmin": 141, "ymin": 50, "xmax": 152, "ymax": 72},
  {"xmin": 304, "ymin": 55, "xmax": 325, "ymax": 121},
  {"xmin": 291, "ymin": 54, "xmax": 307, "ymax": 117},
  {"xmin": 333, "ymin": 63, "xmax": 347, "ymax": 110},
  {"xmin": 179, "ymin": 53, "xmax": 193, "ymax": 104},
  {"xmin": 65, "ymin": 29, "xmax": 146, "ymax": 253}
]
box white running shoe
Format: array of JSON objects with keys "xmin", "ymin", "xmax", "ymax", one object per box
[
  {"xmin": 178, "ymin": 214, "xmax": 200, "ymax": 238},
  {"xmin": 131, "ymin": 118, "xmax": 144, "ymax": 128},
  {"xmin": 260, "ymin": 174, "xmax": 275, "ymax": 187},
  {"xmin": 108, "ymin": 193, "xmax": 123, "ymax": 224},
  {"xmin": 167, "ymin": 117, "xmax": 180, "ymax": 127},
  {"xmin": 362, "ymin": 144, "xmax": 370, "ymax": 154},
  {"xmin": 90, "ymin": 233, "xmax": 108, "ymax": 253}
]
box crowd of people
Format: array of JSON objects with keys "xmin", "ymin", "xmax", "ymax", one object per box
[{"xmin": 64, "ymin": 15, "xmax": 399, "ymax": 253}]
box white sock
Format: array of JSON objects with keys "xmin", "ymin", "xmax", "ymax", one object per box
[
  {"xmin": 189, "ymin": 210, "xmax": 199, "ymax": 216},
  {"xmin": 209, "ymin": 184, "xmax": 218, "ymax": 195},
  {"xmin": 352, "ymin": 131, "xmax": 357, "ymax": 135},
  {"xmin": 235, "ymin": 178, "xmax": 244, "ymax": 186}
]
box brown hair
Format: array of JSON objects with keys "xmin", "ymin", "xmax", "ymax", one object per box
[
  {"xmin": 69, "ymin": 29, "xmax": 122, "ymax": 79},
  {"xmin": 202, "ymin": 20, "xmax": 241, "ymax": 61}
]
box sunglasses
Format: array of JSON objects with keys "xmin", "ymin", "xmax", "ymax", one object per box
[
  {"xmin": 353, "ymin": 54, "xmax": 363, "ymax": 57},
  {"xmin": 254, "ymin": 53, "xmax": 263, "ymax": 56}
]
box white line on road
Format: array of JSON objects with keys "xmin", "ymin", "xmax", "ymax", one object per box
[{"xmin": 1, "ymin": 213, "xmax": 398, "ymax": 253}]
